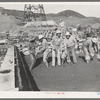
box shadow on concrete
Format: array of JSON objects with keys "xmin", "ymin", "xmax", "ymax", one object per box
[
  {"xmin": 34, "ymin": 56, "xmax": 43, "ymax": 68},
  {"xmin": 33, "ymin": 56, "xmax": 52, "ymax": 69},
  {"xmin": 19, "ymin": 52, "xmax": 40, "ymax": 91},
  {"xmin": 79, "ymin": 55, "xmax": 86, "ymax": 62}
]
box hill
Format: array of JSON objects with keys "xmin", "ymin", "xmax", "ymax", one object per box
[
  {"xmin": 57, "ymin": 10, "xmax": 85, "ymax": 18},
  {"xmin": 0, "ymin": 11, "xmax": 23, "ymax": 36},
  {"xmin": 0, "ymin": 7, "xmax": 24, "ymax": 20},
  {"xmin": 0, "ymin": 8, "xmax": 85, "ymax": 19},
  {"xmin": 46, "ymin": 10, "xmax": 100, "ymax": 26},
  {"xmin": 0, "ymin": 7, "xmax": 100, "ymax": 35},
  {"xmin": 47, "ymin": 16, "xmax": 100, "ymax": 27}
]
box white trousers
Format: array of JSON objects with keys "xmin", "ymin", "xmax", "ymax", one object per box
[
  {"xmin": 52, "ymin": 49, "xmax": 61, "ymax": 66},
  {"xmin": 43, "ymin": 48, "xmax": 51, "ymax": 66}
]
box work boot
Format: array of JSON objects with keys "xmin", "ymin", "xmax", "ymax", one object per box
[
  {"xmin": 45, "ymin": 62, "xmax": 49, "ymax": 68},
  {"xmin": 86, "ymin": 60, "xmax": 89, "ymax": 64},
  {"xmin": 90, "ymin": 57, "xmax": 94, "ymax": 61},
  {"xmin": 90, "ymin": 56, "xmax": 94, "ymax": 61},
  {"xmin": 43, "ymin": 61, "xmax": 49, "ymax": 68},
  {"xmin": 74, "ymin": 62, "xmax": 77, "ymax": 66},
  {"xmin": 52, "ymin": 66, "xmax": 55, "ymax": 67},
  {"xmin": 67, "ymin": 62, "xmax": 71, "ymax": 65},
  {"xmin": 61, "ymin": 64, "xmax": 64, "ymax": 67}
]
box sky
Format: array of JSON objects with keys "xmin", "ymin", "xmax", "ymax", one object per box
[{"xmin": 0, "ymin": 2, "xmax": 100, "ymax": 18}]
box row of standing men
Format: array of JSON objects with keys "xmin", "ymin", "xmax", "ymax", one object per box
[{"xmin": 28, "ymin": 28, "xmax": 100, "ymax": 70}]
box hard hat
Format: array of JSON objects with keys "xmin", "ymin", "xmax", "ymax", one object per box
[
  {"xmin": 65, "ymin": 32, "xmax": 71, "ymax": 36},
  {"xmin": 38, "ymin": 35, "xmax": 44, "ymax": 39},
  {"xmin": 56, "ymin": 30, "xmax": 61, "ymax": 34},
  {"xmin": 92, "ymin": 37, "xmax": 98, "ymax": 43},
  {"xmin": 29, "ymin": 37, "xmax": 35, "ymax": 42},
  {"xmin": 72, "ymin": 28, "xmax": 77, "ymax": 32}
]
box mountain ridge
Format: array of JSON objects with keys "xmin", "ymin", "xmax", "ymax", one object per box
[
  {"xmin": 56, "ymin": 10, "xmax": 86, "ymax": 18},
  {"xmin": 0, "ymin": 6, "xmax": 100, "ymax": 33},
  {"xmin": 0, "ymin": 7, "xmax": 87, "ymax": 19}
]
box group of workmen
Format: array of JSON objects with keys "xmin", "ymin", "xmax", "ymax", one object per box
[{"xmin": 28, "ymin": 19, "xmax": 100, "ymax": 70}]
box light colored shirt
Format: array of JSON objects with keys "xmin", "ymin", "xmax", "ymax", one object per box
[
  {"xmin": 42, "ymin": 39, "xmax": 52, "ymax": 49},
  {"xmin": 64, "ymin": 35, "xmax": 77, "ymax": 47},
  {"xmin": 60, "ymin": 40, "xmax": 67, "ymax": 51},
  {"xmin": 36, "ymin": 38, "xmax": 51, "ymax": 54},
  {"xmin": 72, "ymin": 28, "xmax": 77, "ymax": 32},
  {"xmin": 52, "ymin": 36, "xmax": 62, "ymax": 49},
  {"xmin": 42, "ymin": 39, "xmax": 48, "ymax": 49}
]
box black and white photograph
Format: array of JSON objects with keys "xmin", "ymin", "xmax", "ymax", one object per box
[{"xmin": 0, "ymin": 2, "xmax": 100, "ymax": 96}]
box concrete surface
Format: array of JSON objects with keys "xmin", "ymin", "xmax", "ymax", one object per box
[
  {"xmin": 25, "ymin": 53, "xmax": 100, "ymax": 91},
  {"xmin": 0, "ymin": 46, "xmax": 18, "ymax": 91}
]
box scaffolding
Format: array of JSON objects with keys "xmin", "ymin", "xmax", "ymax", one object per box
[{"xmin": 23, "ymin": 4, "xmax": 46, "ymax": 22}]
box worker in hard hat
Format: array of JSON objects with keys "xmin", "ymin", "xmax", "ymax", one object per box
[
  {"xmin": 42, "ymin": 38, "xmax": 52, "ymax": 68},
  {"xmin": 83, "ymin": 33, "xmax": 94, "ymax": 63},
  {"xmin": 76, "ymin": 31, "xmax": 86, "ymax": 54},
  {"xmin": 51, "ymin": 30, "xmax": 63, "ymax": 67},
  {"xmin": 58, "ymin": 19, "xmax": 66, "ymax": 38},
  {"xmin": 36, "ymin": 35, "xmax": 52, "ymax": 68},
  {"xmin": 28, "ymin": 37, "xmax": 37, "ymax": 70},
  {"xmin": 91, "ymin": 35, "xmax": 100, "ymax": 60},
  {"xmin": 64, "ymin": 31, "xmax": 77, "ymax": 65},
  {"xmin": 35, "ymin": 35, "xmax": 45, "ymax": 56}
]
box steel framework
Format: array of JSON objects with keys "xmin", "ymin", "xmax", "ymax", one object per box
[{"xmin": 23, "ymin": 4, "xmax": 46, "ymax": 22}]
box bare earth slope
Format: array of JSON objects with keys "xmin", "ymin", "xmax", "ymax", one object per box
[{"xmin": 0, "ymin": 14, "xmax": 23, "ymax": 36}]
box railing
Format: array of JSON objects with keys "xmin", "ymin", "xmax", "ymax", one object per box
[{"xmin": 14, "ymin": 46, "xmax": 40, "ymax": 91}]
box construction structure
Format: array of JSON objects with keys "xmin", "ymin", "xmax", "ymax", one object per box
[
  {"xmin": 17, "ymin": 4, "xmax": 57, "ymax": 39},
  {"xmin": 23, "ymin": 4, "xmax": 46, "ymax": 22}
]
